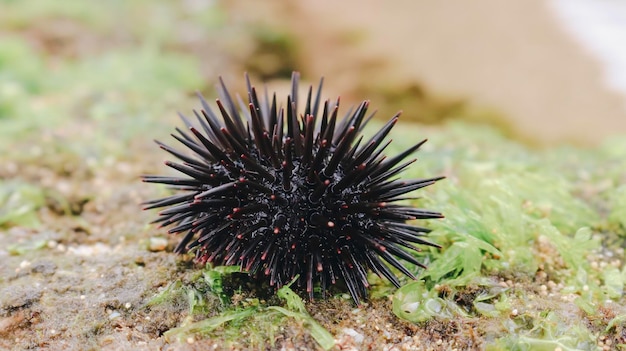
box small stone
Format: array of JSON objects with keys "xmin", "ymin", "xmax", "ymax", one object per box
[
  {"xmin": 134, "ymin": 256, "xmax": 145, "ymax": 266},
  {"xmin": 148, "ymin": 237, "xmax": 168, "ymax": 252},
  {"xmin": 342, "ymin": 328, "xmax": 364, "ymax": 344}
]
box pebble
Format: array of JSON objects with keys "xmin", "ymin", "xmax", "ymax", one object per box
[
  {"xmin": 68, "ymin": 243, "xmax": 111, "ymax": 256},
  {"xmin": 342, "ymin": 328, "xmax": 364, "ymax": 343},
  {"xmin": 148, "ymin": 237, "xmax": 168, "ymax": 252}
]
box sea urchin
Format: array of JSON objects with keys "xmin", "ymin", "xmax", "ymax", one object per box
[{"xmin": 142, "ymin": 72, "xmax": 444, "ymax": 304}]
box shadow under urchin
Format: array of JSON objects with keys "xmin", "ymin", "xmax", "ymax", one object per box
[{"xmin": 142, "ymin": 72, "xmax": 444, "ymax": 305}]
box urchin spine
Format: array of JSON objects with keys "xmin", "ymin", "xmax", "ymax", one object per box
[{"xmin": 143, "ymin": 72, "xmax": 444, "ymax": 304}]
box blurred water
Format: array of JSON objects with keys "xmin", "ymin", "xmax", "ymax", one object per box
[{"xmin": 550, "ymin": 0, "xmax": 626, "ymax": 98}]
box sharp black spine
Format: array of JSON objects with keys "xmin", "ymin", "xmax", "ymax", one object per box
[{"xmin": 142, "ymin": 72, "xmax": 444, "ymax": 305}]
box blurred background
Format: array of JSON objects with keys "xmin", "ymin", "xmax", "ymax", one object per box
[
  {"xmin": 3, "ymin": 2, "xmax": 626, "ymax": 349},
  {"xmin": 1, "ymin": 0, "xmax": 625, "ymax": 151}
]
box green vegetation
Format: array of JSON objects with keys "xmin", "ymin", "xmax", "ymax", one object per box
[
  {"xmin": 387, "ymin": 122, "xmax": 626, "ymax": 349},
  {"xmin": 145, "ymin": 267, "xmax": 334, "ymax": 350}
]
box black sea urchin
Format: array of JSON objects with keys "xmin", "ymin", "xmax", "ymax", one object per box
[{"xmin": 142, "ymin": 72, "xmax": 444, "ymax": 305}]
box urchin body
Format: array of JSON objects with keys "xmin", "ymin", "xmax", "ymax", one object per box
[{"xmin": 143, "ymin": 72, "xmax": 444, "ymax": 304}]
